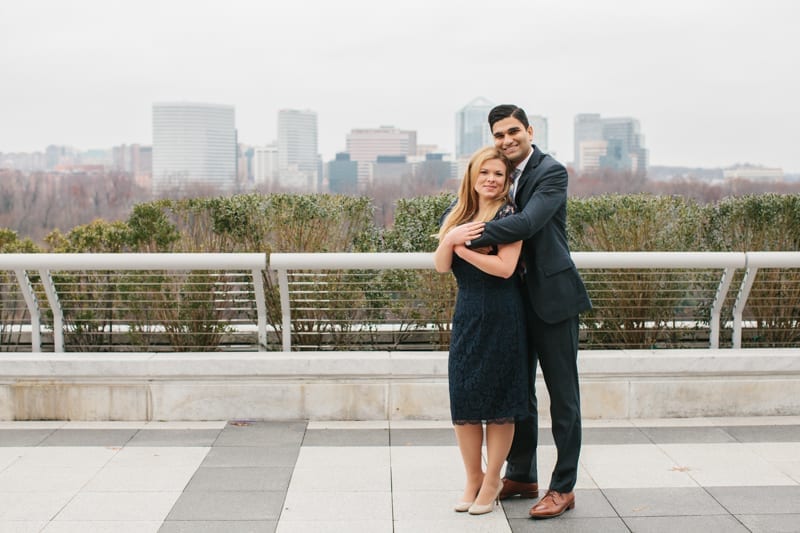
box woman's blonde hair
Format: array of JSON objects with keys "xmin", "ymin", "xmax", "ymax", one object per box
[{"xmin": 438, "ymin": 146, "xmax": 514, "ymax": 240}]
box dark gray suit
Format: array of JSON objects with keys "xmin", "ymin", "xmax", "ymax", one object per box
[{"xmin": 468, "ymin": 144, "xmax": 591, "ymax": 492}]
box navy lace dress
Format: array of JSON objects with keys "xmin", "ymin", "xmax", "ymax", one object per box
[{"xmin": 447, "ymin": 203, "xmax": 529, "ymax": 425}]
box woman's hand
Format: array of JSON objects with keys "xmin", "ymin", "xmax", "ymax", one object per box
[{"xmin": 446, "ymin": 221, "xmax": 485, "ymax": 246}]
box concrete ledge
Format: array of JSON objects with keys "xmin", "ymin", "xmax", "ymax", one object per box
[{"xmin": 1, "ymin": 349, "xmax": 799, "ymax": 421}]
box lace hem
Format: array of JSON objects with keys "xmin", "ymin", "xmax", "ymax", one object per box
[{"xmin": 453, "ymin": 417, "xmax": 516, "ymax": 426}]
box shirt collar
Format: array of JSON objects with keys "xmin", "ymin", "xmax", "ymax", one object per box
[{"xmin": 514, "ymin": 145, "xmax": 534, "ymax": 176}]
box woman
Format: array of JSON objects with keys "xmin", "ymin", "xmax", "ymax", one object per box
[{"xmin": 433, "ymin": 146, "xmax": 528, "ymax": 515}]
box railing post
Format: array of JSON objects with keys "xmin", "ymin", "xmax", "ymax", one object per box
[
  {"xmin": 251, "ymin": 269, "xmax": 268, "ymax": 352},
  {"xmin": 277, "ymin": 268, "xmax": 292, "ymax": 352},
  {"xmin": 38, "ymin": 269, "xmax": 64, "ymax": 353},
  {"xmin": 14, "ymin": 270, "xmax": 42, "ymax": 352},
  {"xmin": 732, "ymin": 264, "xmax": 759, "ymax": 349},
  {"xmin": 709, "ymin": 266, "xmax": 737, "ymax": 349}
]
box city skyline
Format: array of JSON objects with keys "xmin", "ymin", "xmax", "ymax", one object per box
[{"xmin": 1, "ymin": 1, "xmax": 799, "ymax": 172}]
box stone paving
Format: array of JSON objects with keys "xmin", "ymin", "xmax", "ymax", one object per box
[{"xmin": 1, "ymin": 417, "xmax": 799, "ymax": 532}]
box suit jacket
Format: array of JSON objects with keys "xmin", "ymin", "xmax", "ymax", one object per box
[{"xmin": 469, "ymin": 145, "xmax": 592, "ymax": 324}]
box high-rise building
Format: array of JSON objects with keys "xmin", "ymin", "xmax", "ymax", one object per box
[
  {"xmin": 529, "ymin": 115, "xmax": 549, "ymax": 153},
  {"xmin": 574, "ymin": 113, "xmax": 647, "ymax": 173},
  {"xmin": 112, "ymin": 144, "xmax": 152, "ymax": 178},
  {"xmin": 455, "ymin": 97, "xmax": 493, "ymax": 158},
  {"xmin": 277, "ymin": 109, "xmax": 318, "ymax": 191},
  {"xmin": 253, "ymin": 143, "xmax": 279, "ymax": 188},
  {"xmin": 152, "ymin": 102, "xmax": 237, "ymax": 194},
  {"xmin": 345, "ymin": 126, "xmax": 417, "ymax": 188},
  {"xmin": 328, "ymin": 152, "xmax": 359, "ymax": 194}
]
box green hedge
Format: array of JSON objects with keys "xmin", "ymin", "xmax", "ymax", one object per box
[{"xmin": 2, "ymin": 193, "xmax": 798, "ymax": 350}]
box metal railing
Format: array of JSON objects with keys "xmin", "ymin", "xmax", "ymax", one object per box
[
  {"xmin": 0, "ymin": 253, "xmax": 267, "ymax": 352},
  {"xmin": 2, "ymin": 251, "xmax": 799, "ymax": 352}
]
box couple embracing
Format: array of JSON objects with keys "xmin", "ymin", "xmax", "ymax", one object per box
[{"xmin": 434, "ymin": 104, "xmax": 592, "ymax": 519}]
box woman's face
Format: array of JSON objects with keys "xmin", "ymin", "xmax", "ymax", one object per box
[{"xmin": 473, "ymin": 158, "xmax": 507, "ymax": 201}]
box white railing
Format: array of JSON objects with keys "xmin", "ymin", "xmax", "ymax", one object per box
[
  {"xmin": 0, "ymin": 253, "xmax": 267, "ymax": 352},
  {"xmin": 271, "ymin": 251, "xmax": 800, "ymax": 351},
  {"xmin": 2, "ymin": 251, "xmax": 799, "ymax": 352}
]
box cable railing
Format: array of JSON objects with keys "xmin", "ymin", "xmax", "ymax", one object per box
[{"xmin": 1, "ymin": 251, "xmax": 799, "ymax": 352}]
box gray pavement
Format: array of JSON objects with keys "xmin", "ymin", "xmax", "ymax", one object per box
[{"xmin": 1, "ymin": 417, "xmax": 799, "ymax": 532}]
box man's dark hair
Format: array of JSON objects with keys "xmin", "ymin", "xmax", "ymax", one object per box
[{"xmin": 488, "ymin": 104, "xmax": 530, "ymax": 129}]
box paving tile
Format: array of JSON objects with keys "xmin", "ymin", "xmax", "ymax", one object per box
[
  {"xmin": 295, "ymin": 445, "xmax": 389, "ymax": 467},
  {"xmin": 392, "ymin": 489, "xmax": 477, "ymax": 520},
  {"xmin": 388, "ymin": 420, "xmax": 451, "ymax": 429},
  {"xmin": 603, "ymin": 487, "xmax": 727, "ymax": 516},
  {"xmin": 84, "ymin": 465, "xmax": 201, "ymax": 492},
  {"xmin": 390, "ymin": 428, "xmax": 456, "ymax": 446},
  {"xmin": 289, "ymin": 464, "xmax": 390, "ymax": 491},
  {"xmin": 0, "ymin": 465, "xmax": 99, "ymax": 492},
  {"xmin": 215, "ymin": 421, "xmax": 307, "ymax": 447},
  {"xmin": 184, "ymin": 466, "xmax": 293, "ymax": 492},
  {"xmin": 201, "ymin": 446, "xmax": 299, "ymax": 468},
  {"xmin": 280, "ymin": 490, "xmax": 391, "ymax": 521},
  {"xmin": 745, "ymin": 442, "xmax": 800, "ymax": 463},
  {"xmin": 0, "ymin": 430, "xmax": 54, "ymax": 446},
  {"xmin": 126, "ymin": 429, "xmax": 221, "ymax": 447},
  {"xmin": 106, "ymin": 446, "xmax": 209, "ymax": 469},
  {"xmin": 301, "ymin": 428, "xmax": 389, "ymax": 446},
  {"xmin": 0, "ymin": 447, "xmax": 25, "ymax": 470},
  {"xmin": 722, "ymin": 425, "xmax": 800, "ymax": 443},
  {"xmin": 508, "ymin": 517, "xmax": 629, "ymax": 532},
  {"xmin": 638, "ymin": 426, "xmax": 736, "ymax": 444},
  {"xmin": 736, "ymin": 513, "xmax": 800, "ymax": 533},
  {"xmin": 581, "ymin": 427, "xmax": 651, "ymax": 445},
  {"xmin": 660, "ymin": 443, "xmax": 796, "ymax": 486},
  {"xmin": 54, "ymin": 491, "xmax": 182, "ymax": 521},
  {"xmin": 159, "ymin": 521, "xmax": 277, "ymax": 533},
  {"xmin": 579, "ymin": 444, "xmax": 697, "ymax": 488},
  {"xmin": 709, "ymin": 416, "xmax": 800, "ymax": 427},
  {"xmin": 145, "ymin": 421, "xmax": 228, "ymax": 430},
  {"xmin": 166, "ymin": 491, "xmax": 285, "ymax": 521},
  {"xmin": 706, "ymin": 485, "xmax": 800, "ymax": 514},
  {"xmin": 389, "ymin": 446, "xmax": 466, "ymax": 491},
  {"xmin": 532, "ymin": 445, "xmax": 598, "ymax": 490},
  {"xmin": 623, "ymin": 515, "xmax": 749, "ymax": 532},
  {"xmin": 0, "ymin": 522, "xmax": 47, "ymax": 533},
  {"xmin": 43, "ymin": 521, "xmax": 162, "ymax": 532},
  {"xmin": 396, "ymin": 517, "xmax": 511, "ymax": 532},
  {"xmin": 15, "ymin": 446, "xmax": 118, "ymax": 468},
  {"xmin": 0, "ymin": 492, "xmax": 74, "ymax": 520},
  {"xmin": 307, "ymin": 420, "xmax": 389, "ymax": 429},
  {"xmin": 39, "ymin": 429, "xmax": 137, "ymax": 447},
  {"xmin": 276, "ymin": 521, "xmax": 392, "ymax": 533},
  {"xmin": 390, "ymin": 445, "xmax": 465, "ymax": 468},
  {"xmin": 502, "ymin": 489, "xmax": 616, "ymax": 519}
]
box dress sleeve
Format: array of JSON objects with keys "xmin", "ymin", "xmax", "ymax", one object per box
[{"xmin": 494, "ymin": 202, "xmax": 517, "ymax": 221}]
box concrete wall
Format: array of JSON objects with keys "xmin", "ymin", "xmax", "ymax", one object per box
[{"xmin": 1, "ymin": 349, "xmax": 799, "ymax": 421}]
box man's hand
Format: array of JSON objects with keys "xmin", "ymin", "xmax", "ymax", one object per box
[{"xmin": 446, "ymin": 221, "xmax": 485, "ymax": 246}]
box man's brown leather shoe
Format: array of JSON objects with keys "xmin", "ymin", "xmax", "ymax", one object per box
[
  {"xmin": 529, "ymin": 489, "xmax": 575, "ymax": 519},
  {"xmin": 498, "ymin": 478, "xmax": 539, "ymax": 500}
]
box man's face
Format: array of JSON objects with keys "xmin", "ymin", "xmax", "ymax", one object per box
[{"xmin": 492, "ymin": 116, "xmax": 533, "ymax": 165}]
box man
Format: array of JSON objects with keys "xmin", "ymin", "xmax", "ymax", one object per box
[{"xmin": 466, "ymin": 104, "xmax": 592, "ymax": 519}]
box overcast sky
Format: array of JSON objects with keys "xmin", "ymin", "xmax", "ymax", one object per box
[{"xmin": 1, "ymin": 0, "xmax": 798, "ymax": 171}]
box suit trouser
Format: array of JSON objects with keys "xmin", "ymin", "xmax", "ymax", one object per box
[{"xmin": 504, "ymin": 295, "xmax": 582, "ymax": 493}]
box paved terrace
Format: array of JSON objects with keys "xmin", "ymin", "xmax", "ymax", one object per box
[{"xmin": 1, "ymin": 416, "xmax": 799, "ymax": 533}]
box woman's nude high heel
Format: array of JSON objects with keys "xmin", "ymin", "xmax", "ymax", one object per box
[
  {"xmin": 468, "ymin": 480, "xmax": 504, "ymax": 515},
  {"xmin": 453, "ymin": 499, "xmax": 474, "ymax": 512}
]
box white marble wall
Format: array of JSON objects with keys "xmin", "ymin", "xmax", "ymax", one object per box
[{"xmin": 1, "ymin": 349, "xmax": 799, "ymax": 421}]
